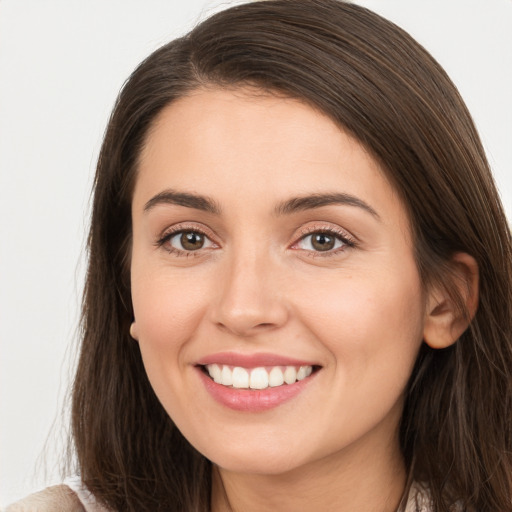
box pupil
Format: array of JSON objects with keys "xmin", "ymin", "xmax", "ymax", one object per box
[
  {"xmin": 312, "ymin": 233, "xmax": 334, "ymax": 251},
  {"xmin": 181, "ymin": 232, "xmax": 204, "ymax": 250}
]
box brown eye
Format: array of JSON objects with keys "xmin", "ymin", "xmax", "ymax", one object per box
[
  {"xmin": 295, "ymin": 231, "xmax": 347, "ymax": 253},
  {"xmin": 311, "ymin": 233, "xmax": 335, "ymax": 251},
  {"xmin": 165, "ymin": 230, "xmax": 215, "ymax": 253},
  {"xmin": 179, "ymin": 231, "xmax": 205, "ymax": 251}
]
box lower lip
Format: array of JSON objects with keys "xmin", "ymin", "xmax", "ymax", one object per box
[{"xmin": 196, "ymin": 367, "xmax": 317, "ymax": 412}]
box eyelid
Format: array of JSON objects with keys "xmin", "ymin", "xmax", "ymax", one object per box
[
  {"xmin": 155, "ymin": 221, "xmax": 356, "ymax": 257},
  {"xmin": 155, "ymin": 222, "xmax": 219, "ymax": 254},
  {"xmin": 290, "ymin": 223, "xmax": 357, "ymax": 254}
]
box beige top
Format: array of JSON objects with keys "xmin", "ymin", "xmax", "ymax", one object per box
[
  {"xmin": 4, "ymin": 479, "xmax": 454, "ymax": 511},
  {"xmin": 4, "ymin": 477, "xmax": 109, "ymax": 512}
]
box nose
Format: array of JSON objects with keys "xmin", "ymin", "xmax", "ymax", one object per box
[{"xmin": 210, "ymin": 249, "xmax": 289, "ymax": 337}]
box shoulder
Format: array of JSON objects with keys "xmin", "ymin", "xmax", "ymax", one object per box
[{"xmin": 5, "ymin": 485, "xmax": 85, "ymax": 512}]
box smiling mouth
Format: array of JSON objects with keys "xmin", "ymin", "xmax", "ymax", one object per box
[{"xmin": 199, "ymin": 364, "xmax": 320, "ymax": 390}]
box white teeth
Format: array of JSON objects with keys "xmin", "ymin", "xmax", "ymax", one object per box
[
  {"xmin": 249, "ymin": 367, "xmax": 269, "ymax": 389},
  {"xmin": 210, "ymin": 364, "xmax": 222, "ymax": 383},
  {"xmin": 205, "ymin": 364, "xmax": 314, "ymax": 389},
  {"xmin": 296, "ymin": 366, "xmax": 307, "ymax": 381},
  {"xmin": 268, "ymin": 367, "xmax": 284, "ymax": 387},
  {"xmin": 283, "ymin": 366, "xmax": 297, "ymax": 385},
  {"xmin": 221, "ymin": 365, "xmax": 233, "ymax": 386},
  {"xmin": 232, "ymin": 367, "xmax": 249, "ymax": 388}
]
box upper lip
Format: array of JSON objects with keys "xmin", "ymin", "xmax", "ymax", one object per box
[{"xmin": 195, "ymin": 352, "xmax": 319, "ymax": 368}]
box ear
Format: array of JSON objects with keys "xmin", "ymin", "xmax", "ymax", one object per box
[
  {"xmin": 129, "ymin": 321, "xmax": 139, "ymax": 341},
  {"xmin": 423, "ymin": 253, "xmax": 479, "ymax": 349}
]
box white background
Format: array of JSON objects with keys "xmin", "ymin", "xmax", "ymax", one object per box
[{"xmin": 1, "ymin": 0, "xmax": 510, "ymax": 507}]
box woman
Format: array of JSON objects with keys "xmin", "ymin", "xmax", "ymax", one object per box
[{"xmin": 7, "ymin": 0, "xmax": 511, "ymax": 510}]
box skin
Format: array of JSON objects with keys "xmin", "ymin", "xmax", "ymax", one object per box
[{"xmin": 130, "ymin": 87, "xmax": 467, "ymax": 512}]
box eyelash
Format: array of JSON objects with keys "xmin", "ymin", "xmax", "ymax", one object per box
[
  {"xmin": 155, "ymin": 224, "xmax": 356, "ymax": 258},
  {"xmin": 155, "ymin": 223, "xmax": 217, "ymax": 258},
  {"xmin": 292, "ymin": 225, "xmax": 356, "ymax": 258}
]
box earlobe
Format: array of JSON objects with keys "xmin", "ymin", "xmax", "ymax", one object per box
[
  {"xmin": 423, "ymin": 253, "xmax": 479, "ymax": 349},
  {"xmin": 130, "ymin": 322, "xmax": 139, "ymax": 341}
]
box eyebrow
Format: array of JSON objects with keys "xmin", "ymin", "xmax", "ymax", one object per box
[
  {"xmin": 144, "ymin": 189, "xmax": 221, "ymax": 214},
  {"xmin": 143, "ymin": 189, "xmax": 379, "ymax": 219},
  {"xmin": 275, "ymin": 193, "xmax": 379, "ymax": 219}
]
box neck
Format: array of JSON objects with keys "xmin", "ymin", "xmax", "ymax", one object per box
[{"xmin": 211, "ymin": 423, "xmax": 407, "ymax": 512}]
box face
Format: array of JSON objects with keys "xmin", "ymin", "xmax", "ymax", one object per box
[{"xmin": 130, "ymin": 87, "xmax": 427, "ymax": 476}]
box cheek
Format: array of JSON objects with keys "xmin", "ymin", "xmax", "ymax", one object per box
[
  {"xmin": 287, "ymin": 265, "xmax": 425, "ymax": 451},
  {"xmin": 297, "ymin": 264, "xmax": 425, "ymax": 385},
  {"xmin": 130, "ymin": 265, "xmax": 210, "ymax": 382}
]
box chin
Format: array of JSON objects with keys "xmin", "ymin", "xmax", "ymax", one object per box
[
  {"xmin": 211, "ymin": 450, "xmax": 308, "ymax": 476},
  {"xmin": 190, "ymin": 428, "xmax": 321, "ymax": 476}
]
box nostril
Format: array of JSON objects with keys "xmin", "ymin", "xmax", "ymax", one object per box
[{"xmin": 214, "ymin": 320, "xmax": 279, "ymax": 337}]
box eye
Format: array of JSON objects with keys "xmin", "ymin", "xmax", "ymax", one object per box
[
  {"xmin": 294, "ymin": 230, "xmax": 352, "ymax": 253},
  {"xmin": 164, "ymin": 230, "xmax": 215, "ymax": 253}
]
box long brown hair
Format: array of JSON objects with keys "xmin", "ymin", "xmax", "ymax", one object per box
[{"xmin": 72, "ymin": 1, "xmax": 512, "ymax": 510}]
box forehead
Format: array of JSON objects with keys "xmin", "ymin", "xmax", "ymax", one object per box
[{"xmin": 134, "ymin": 87, "xmax": 406, "ymax": 229}]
